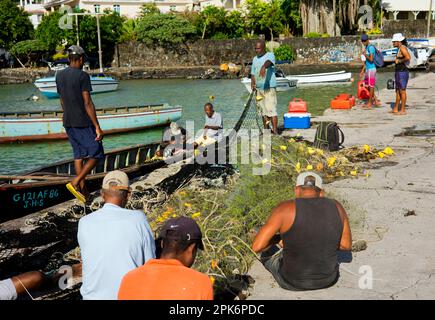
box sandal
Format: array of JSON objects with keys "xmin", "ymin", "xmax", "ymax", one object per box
[{"xmin": 66, "ymin": 183, "xmax": 86, "ymax": 203}]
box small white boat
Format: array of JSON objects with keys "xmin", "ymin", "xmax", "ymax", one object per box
[
  {"xmin": 381, "ymin": 45, "xmax": 434, "ymax": 70},
  {"xmin": 34, "ymin": 74, "xmax": 119, "ymax": 99},
  {"xmin": 286, "ymin": 70, "xmax": 352, "ymax": 86},
  {"xmin": 241, "ymin": 70, "xmax": 298, "ymax": 93}
]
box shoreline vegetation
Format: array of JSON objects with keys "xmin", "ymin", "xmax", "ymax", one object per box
[{"xmin": 1, "ymin": 0, "xmax": 389, "ymax": 77}]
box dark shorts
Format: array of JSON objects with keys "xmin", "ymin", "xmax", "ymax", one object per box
[
  {"xmin": 260, "ymin": 246, "xmax": 302, "ymax": 291},
  {"xmin": 395, "ymin": 71, "xmax": 409, "ymax": 90},
  {"xmin": 65, "ymin": 126, "xmax": 104, "ymax": 160},
  {"xmin": 260, "ymin": 245, "xmax": 339, "ymax": 291}
]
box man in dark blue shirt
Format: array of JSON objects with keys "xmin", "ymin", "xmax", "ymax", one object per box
[{"xmin": 56, "ymin": 45, "xmax": 104, "ymax": 203}]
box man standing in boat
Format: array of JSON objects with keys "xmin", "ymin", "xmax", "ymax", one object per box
[
  {"xmin": 251, "ymin": 40, "xmax": 278, "ymax": 134},
  {"xmin": 56, "ymin": 45, "xmax": 104, "ymax": 203}
]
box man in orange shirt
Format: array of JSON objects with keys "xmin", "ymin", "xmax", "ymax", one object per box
[{"xmin": 118, "ymin": 217, "xmax": 213, "ymax": 300}]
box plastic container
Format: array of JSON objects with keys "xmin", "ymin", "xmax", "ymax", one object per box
[
  {"xmin": 336, "ymin": 93, "xmax": 356, "ymax": 107},
  {"xmin": 357, "ymin": 81, "xmax": 370, "ymax": 100},
  {"xmin": 288, "ymin": 98, "xmax": 308, "ymax": 113},
  {"xmin": 283, "ymin": 113, "xmax": 311, "ymax": 129},
  {"xmin": 331, "ymin": 97, "xmax": 353, "ymax": 109}
]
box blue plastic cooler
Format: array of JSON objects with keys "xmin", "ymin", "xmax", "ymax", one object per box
[{"xmin": 283, "ymin": 113, "xmax": 311, "ymax": 129}]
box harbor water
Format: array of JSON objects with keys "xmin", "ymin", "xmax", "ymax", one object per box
[{"xmin": 0, "ymin": 71, "xmax": 403, "ymax": 174}]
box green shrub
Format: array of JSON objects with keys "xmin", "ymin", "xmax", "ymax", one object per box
[
  {"xmin": 136, "ymin": 14, "xmax": 196, "ymax": 45},
  {"xmin": 321, "ymin": 33, "xmax": 330, "ymax": 38},
  {"xmin": 210, "ymin": 32, "xmax": 229, "ymax": 40},
  {"xmin": 305, "ymin": 32, "xmax": 322, "ymax": 38},
  {"xmin": 273, "ymin": 44, "xmax": 296, "ymax": 62}
]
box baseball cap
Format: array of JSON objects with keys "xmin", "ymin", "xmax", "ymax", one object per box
[
  {"xmin": 296, "ymin": 172, "xmax": 323, "ymax": 189},
  {"xmin": 361, "ymin": 34, "xmax": 369, "ymax": 41},
  {"xmin": 68, "ymin": 45, "xmax": 85, "ymax": 56},
  {"xmin": 392, "ymin": 33, "xmax": 405, "ymax": 42},
  {"xmin": 160, "ymin": 217, "xmax": 204, "ymax": 250},
  {"xmin": 102, "ymin": 170, "xmax": 131, "ymax": 191}
]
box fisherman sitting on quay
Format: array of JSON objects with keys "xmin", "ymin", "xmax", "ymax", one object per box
[
  {"xmin": 155, "ymin": 122, "xmax": 187, "ymax": 158},
  {"xmin": 118, "ymin": 217, "xmax": 213, "ymax": 300},
  {"xmin": 252, "ymin": 172, "xmax": 352, "ymax": 291},
  {"xmin": 193, "ymin": 103, "xmax": 223, "ymax": 149},
  {"xmin": 78, "ymin": 171, "xmax": 155, "ymax": 300}
]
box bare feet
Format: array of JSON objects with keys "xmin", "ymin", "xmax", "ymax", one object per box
[{"xmin": 362, "ymin": 104, "xmax": 372, "ymax": 109}]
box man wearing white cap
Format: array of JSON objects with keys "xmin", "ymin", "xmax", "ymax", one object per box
[
  {"xmin": 392, "ymin": 33, "xmax": 411, "ymax": 115},
  {"xmin": 78, "ymin": 170, "xmax": 155, "ymax": 300},
  {"xmin": 252, "ymin": 172, "xmax": 352, "ymax": 291}
]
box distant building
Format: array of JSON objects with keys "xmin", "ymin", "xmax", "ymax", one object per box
[
  {"xmin": 382, "ymin": 0, "xmax": 435, "ymax": 21},
  {"xmin": 18, "ymin": 0, "xmax": 46, "ymax": 27},
  {"xmin": 39, "ymin": 0, "xmax": 243, "ymax": 19}
]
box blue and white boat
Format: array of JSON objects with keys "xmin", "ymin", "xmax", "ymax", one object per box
[
  {"xmin": 34, "ymin": 74, "xmax": 119, "ymax": 99},
  {"xmin": 0, "ymin": 104, "xmax": 181, "ymax": 143}
]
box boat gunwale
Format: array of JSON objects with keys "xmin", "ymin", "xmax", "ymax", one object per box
[
  {"xmin": 0, "ymin": 142, "xmax": 163, "ymax": 189},
  {"xmin": 0, "ymin": 104, "xmax": 181, "ymax": 119}
]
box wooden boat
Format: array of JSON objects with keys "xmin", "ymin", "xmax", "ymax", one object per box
[
  {"xmin": 0, "ymin": 104, "xmax": 182, "ymax": 143},
  {"xmin": 286, "ymin": 70, "xmax": 352, "ymax": 86},
  {"xmin": 0, "ymin": 143, "xmax": 165, "ymax": 222}
]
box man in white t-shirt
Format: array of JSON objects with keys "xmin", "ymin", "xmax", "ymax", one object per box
[
  {"xmin": 194, "ymin": 103, "xmax": 223, "ymax": 148},
  {"xmin": 78, "ymin": 170, "xmax": 155, "ymax": 300}
]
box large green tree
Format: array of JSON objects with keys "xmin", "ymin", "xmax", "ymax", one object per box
[
  {"xmin": 281, "ymin": 0, "xmax": 302, "ymax": 35},
  {"xmin": 35, "ymin": 11, "xmax": 75, "ymax": 51},
  {"xmin": 199, "ymin": 6, "xmax": 227, "ymax": 39},
  {"xmin": 36, "ymin": 9, "xmax": 124, "ymax": 65},
  {"xmin": 244, "ymin": 0, "xmax": 267, "ymax": 36},
  {"xmin": 260, "ymin": 0, "xmax": 286, "ymax": 41},
  {"xmin": 224, "ymin": 10, "xmax": 247, "ymax": 39},
  {"xmin": 0, "ymin": 0, "xmax": 34, "ymax": 49},
  {"xmin": 136, "ymin": 14, "xmax": 196, "ymax": 45}
]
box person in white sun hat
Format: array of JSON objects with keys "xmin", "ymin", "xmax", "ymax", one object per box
[{"xmin": 391, "ymin": 33, "xmax": 411, "ymax": 115}]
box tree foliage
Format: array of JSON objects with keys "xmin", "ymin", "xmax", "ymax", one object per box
[
  {"xmin": 139, "ymin": 3, "xmax": 160, "ymax": 17},
  {"xmin": 35, "ymin": 11, "xmax": 74, "ymax": 51},
  {"xmin": 259, "ymin": 0, "xmax": 285, "ymax": 41},
  {"xmin": 199, "ymin": 6, "xmax": 227, "ymax": 39},
  {"xmin": 136, "ymin": 14, "xmax": 197, "ymax": 45},
  {"xmin": 0, "ymin": 0, "xmax": 34, "ymax": 49},
  {"xmin": 10, "ymin": 39, "xmax": 48, "ymax": 66},
  {"xmin": 35, "ymin": 9, "xmax": 124, "ymax": 64},
  {"xmin": 224, "ymin": 10, "xmax": 247, "ymax": 39},
  {"xmin": 281, "ymin": 0, "xmax": 302, "ymax": 35},
  {"xmin": 273, "ymin": 44, "xmax": 296, "ymax": 62}
]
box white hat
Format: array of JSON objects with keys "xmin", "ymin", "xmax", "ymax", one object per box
[
  {"xmin": 170, "ymin": 122, "xmax": 181, "ymax": 135},
  {"xmin": 296, "ymin": 172, "xmax": 323, "ymax": 189},
  {"xmin": 102, "ymin": 170, "xmax": 130, "ymax": 191},
  {"xmin": 392, "ymin": 33, "xmax": 405, "ymax": 42}
]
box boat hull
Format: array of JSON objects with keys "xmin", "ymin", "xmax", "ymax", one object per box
[
  {"xmin": 0, "ymin": 106, "xmax": 182, "ymax": 143},
  {"xmin": 241, "ymin": 77, "xmax": 297, "ymax": 93},
  {"xmin": 286, "ymin": 71, "xmax": 352, "ymax": 85},
  {"xmin": 0, "ymin": 143, "xmax": 164, "ymax": 222},
  {"xmin": 34, "ymin": 76, "xmax": 119, "ymax": 98}
]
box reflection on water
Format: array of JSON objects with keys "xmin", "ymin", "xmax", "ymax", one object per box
[{"xmin": 0, "ymin": 71, "xmax": 403, "ymax": 174}]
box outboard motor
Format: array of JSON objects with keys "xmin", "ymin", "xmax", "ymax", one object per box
[{"xmin": 387, "ymin": 79, "xmax": 395, "ymax": 90}]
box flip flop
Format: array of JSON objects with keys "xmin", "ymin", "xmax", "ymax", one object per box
[{"xmin": 66, "ymin": 183, "xmax": 86, "ymax": 203}]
